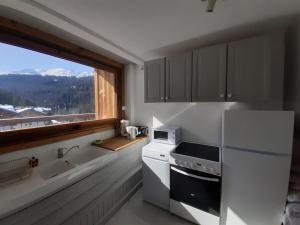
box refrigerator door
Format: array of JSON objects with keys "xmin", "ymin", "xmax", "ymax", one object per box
[
  {"xmin": 223, "ymin": 110, "xmax": 294, "ymax": 155},
  {"xmin": 221, "ymin": 147, "xmax": 291, "ymax": 225}
]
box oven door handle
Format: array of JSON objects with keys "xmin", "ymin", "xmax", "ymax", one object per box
[{"xmin": 171, "ymin": 167, "xmax": 219, "ymax": 182}]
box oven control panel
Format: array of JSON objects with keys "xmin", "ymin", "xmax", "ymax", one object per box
[{"xmin": 169, "ymin": 154, "xmax": 221, "ymax": 176}]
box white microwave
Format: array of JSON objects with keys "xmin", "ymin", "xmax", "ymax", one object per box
[{"xmin": 152, "ymin": 126, "xmax": 181, "ymax": 145}]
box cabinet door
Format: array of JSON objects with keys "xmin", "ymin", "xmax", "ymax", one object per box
[
  {"xmin": 192, "ymin": 44, "xmax": 227, "ymax": 101},
  {"xmin": 227, "ymin": 36, "xmax": 271, "ymax": 102},
  {"xmin": 166, "ymin": 52, "xmax": 192, "ymax": 102},
  {"xmin": 144, "ymin": 58, "xmax": 165, "ymax": 102}
]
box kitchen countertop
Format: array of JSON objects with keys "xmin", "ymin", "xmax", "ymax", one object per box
[
  {"xmin": 96, "ymin": 136, "xmax": 148, "ymax": 151},
  {"xmin": 0, "ymin": 146, "xmax": 116, "ymax": 219},
  {"xmin": 0, "ymin": 135, "xmax": 149, "ymax": 219}
]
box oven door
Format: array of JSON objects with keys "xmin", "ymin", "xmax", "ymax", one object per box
[{"xmin": 170, "ymin": 165, "xmax": 221, "ymax": 216}]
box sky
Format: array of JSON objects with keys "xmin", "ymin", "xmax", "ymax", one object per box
[{"xmin": 0, "ymin": 43, "xmax": 94, "ymax": 74}]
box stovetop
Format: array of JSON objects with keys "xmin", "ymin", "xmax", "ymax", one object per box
[{"xmin": 173, "ymin": 142, "xmax": 220, "ymax": 162}]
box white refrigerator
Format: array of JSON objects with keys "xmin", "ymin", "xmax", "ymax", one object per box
[{"xmin": 221, "ymin": 110, "xmax": 294, "ymax": 225}]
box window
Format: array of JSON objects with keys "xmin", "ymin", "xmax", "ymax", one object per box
[
  {"xmin": 0, "ymin": 16, "xmax": 124, "ymax": 153},
  {"xmin": 0, "ymin": 43, "xmax": 117, "ymax": 132}
]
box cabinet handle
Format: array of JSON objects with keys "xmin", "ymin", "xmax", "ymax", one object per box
[
  {"xmin": 220, "ymin": 94, "xmax": 224, "ymax": 98},
  {"xmin": 227, "ymin": 93, "xmax": 232, "ymax": 98},
  {"xmin": 161, "ymin": 97, "xmax": 164, "ymax": 100},
  {"xmin": 165, "ymin": 96, "xmax": 169, "ymax": 100}
]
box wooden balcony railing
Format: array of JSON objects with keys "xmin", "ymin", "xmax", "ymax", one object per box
[{"xmin": 0, "ymin": 113, "xmax": 96, "ymax": 131}]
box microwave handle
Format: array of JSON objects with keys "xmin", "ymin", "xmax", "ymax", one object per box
[{"xmin": 171, "ymin": 166, "xmax": 219, "ymax": 182}]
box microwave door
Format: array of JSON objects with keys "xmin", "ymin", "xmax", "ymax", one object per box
[{"xmin": 154, "ymin": 131, "xmax": 168, "ymax": 141}]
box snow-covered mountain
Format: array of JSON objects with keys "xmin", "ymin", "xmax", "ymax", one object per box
[
  {"xmin": 40, "ymin": 68, "xmax": 93, "ymax": 77},
  {"xmin": 0, "ymin": 104, "xmax": 52, "ymax": 114},
  {"xmin": 0, "ymin": 68, "xmax": 93, "ymax": 77}
]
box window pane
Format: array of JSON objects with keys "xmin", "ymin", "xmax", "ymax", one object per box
[{"xmin": 0, "ymin": 43, "xmax": 96, "ymax": 131}]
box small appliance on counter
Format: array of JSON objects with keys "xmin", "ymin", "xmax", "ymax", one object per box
[
  {"xmin": 169, "ymin": 142, "xmax": 221, "ymax": 225},
  {"xmin": 126, "ymin": 126, "xmax": 139, "ymax": 139},
  {"xmin": 136, "ymin": 126, "xmax": 149, "ymax": 137},
  {"xmin": 120, "ymin": 120, "xmax": 130, "ymax": 137},
  {"xmin": 120, "ymin": 120, "xmax": 149, "ymax": 139},
  {"xmin": 152, "ymin": 125, "xmax": 181, "ymax": 145}
]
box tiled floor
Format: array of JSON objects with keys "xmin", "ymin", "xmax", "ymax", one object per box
[{"xmin": 106, "ymin": 189, "xmax": 193, "ymax": 225}]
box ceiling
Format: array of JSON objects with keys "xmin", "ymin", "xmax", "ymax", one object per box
[{"xmin": 2, "ymin": 0, "xmax": 300, "ymax": 63}]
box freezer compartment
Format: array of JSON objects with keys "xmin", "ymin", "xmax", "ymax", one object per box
[
  {"xmin": 222, "ymin": 110, "xmax": 294, "ymax": 155},
  {"xmin": 221, "ymin": 147, "xmax": 291, "ymax": 225}
]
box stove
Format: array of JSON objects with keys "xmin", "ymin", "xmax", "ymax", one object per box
[
  {"xmin": 169, "ymin": 142, "xmax": 221, "ymax": 176},
  {"xmin": 169, "ymin": 142, "xmax": 222, "ymax": 225}
]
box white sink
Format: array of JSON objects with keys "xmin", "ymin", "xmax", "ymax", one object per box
[
  {"xmin": 38, "ymin": 160, "xmax": 76, "ymax": 180},
  {"xmin": 66, "ymin": 148, "xmax": 109, "ymax": 165}
]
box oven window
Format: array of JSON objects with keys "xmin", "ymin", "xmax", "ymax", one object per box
[
  {"xmin": 154, "ymin": 131, "xmax": 168, "ymax": 140},
  {"xmin": 170, "ymin": 165, "xmax": 221, "ymax": 216}
]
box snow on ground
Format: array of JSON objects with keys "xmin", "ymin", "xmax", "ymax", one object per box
[{"xmin": 33, "ymin": 107, "xmax": 52, "ymax": 113}]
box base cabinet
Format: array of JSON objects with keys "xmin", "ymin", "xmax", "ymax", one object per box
[{"xmin": 0, "ymin": 142, "xmax": 145, "ymax": 225}]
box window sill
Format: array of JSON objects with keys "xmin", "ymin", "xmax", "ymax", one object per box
[{"xmin": 0, "ymin": 118, "xmax": 116, "ymax": 154}]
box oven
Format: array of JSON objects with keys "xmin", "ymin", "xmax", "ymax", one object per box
[{"xmin": 170, "ymin": 165, "xmax": 221, "ymax": 225}]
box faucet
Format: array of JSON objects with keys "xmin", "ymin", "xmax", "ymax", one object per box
[{"xmin": 57, "ymin": 145, "xmax": 80, "ymax": 159}]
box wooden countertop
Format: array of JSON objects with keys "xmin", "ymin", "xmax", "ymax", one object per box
[{"xmin": 95, "ymin": 136, "xmax": 148, "ymax": 151}]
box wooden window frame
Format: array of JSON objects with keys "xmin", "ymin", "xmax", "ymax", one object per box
[{"xmin": 0, "ymin": 16, "xmax": 125, "ymax": 154}]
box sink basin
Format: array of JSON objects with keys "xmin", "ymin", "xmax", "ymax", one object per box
[
  {"xmin": 38, "ymin": 160, "xmax": 76, "ymax": 180},
  {"xmin": 66, "ymin": 148, "xmax": 109, "ymax": 165}
]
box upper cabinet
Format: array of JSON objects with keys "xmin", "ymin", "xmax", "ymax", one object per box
[
  {"xmin": 166, "ymin": 52, "xmax": 192, "ymax": 102},
  {"xmin": 192, "ymin": 44, "xmax": 227, "ymax": 102},
  {"xmin": 227, "ymin": 37, "xmax": 266, "ymax": 102},
  {"xmin": 144, "ymin": 33, "xmax": 284, "ymax": 104},
  {"xmin": 227, "ymin": 34, "xmax": 284, "ymax": 103},
  {"xmin": 144, "ymin": 58, "xmax": 165, "ymax": 103}
]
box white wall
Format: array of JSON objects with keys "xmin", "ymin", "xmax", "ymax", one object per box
[
  {"xmin": 125, "ymin": 64, "xmax": 251, "ymax": 146},
  {"xmin": 124, "ymin": 64, "xmax": 136, "ymax": 123}
]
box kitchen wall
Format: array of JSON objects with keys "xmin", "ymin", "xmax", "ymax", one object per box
[
  {"xmin": 125, "ymin": 64, "xmax": 251, "ymax": 146},
  {"xmin": 125, "ymin": 22, "xmax": 292, "ymax": 146}
]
